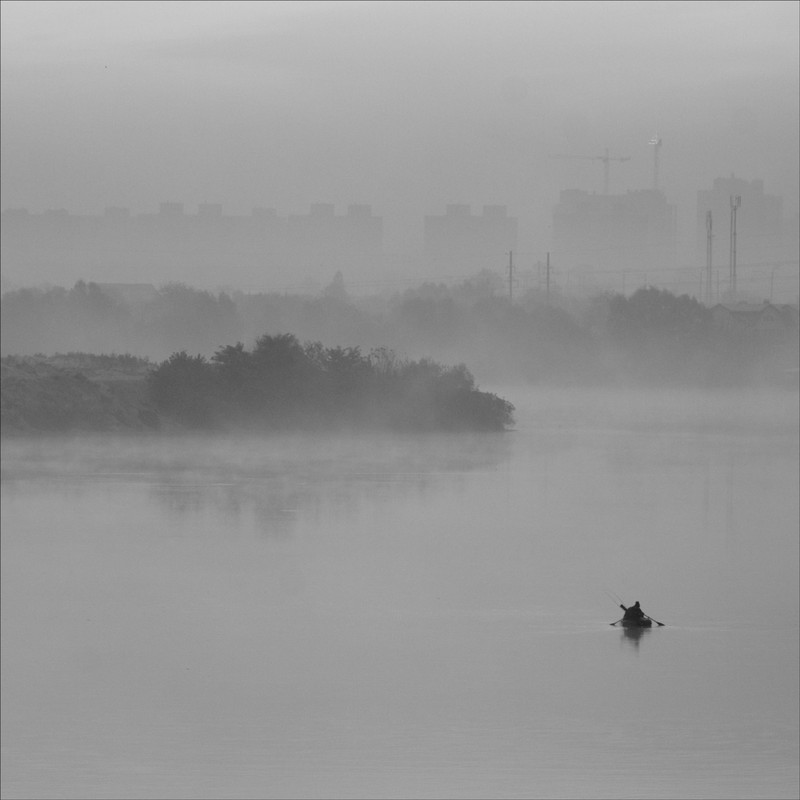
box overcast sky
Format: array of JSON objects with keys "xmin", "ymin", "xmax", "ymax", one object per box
[{"xmin": 1, "ymin": 0, "xmax": 798, "ymax": 257}]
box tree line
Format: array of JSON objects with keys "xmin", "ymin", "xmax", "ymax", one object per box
[{"xmin": 2, "ymin": 275, "xmax": 797, "ymax": 387}]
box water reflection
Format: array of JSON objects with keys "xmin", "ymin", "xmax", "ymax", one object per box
[
  {"xmin": 142, "ymin": 433, "xmax": 510, "ymax": 538},
  {"xmin": 620, "ymin": 625, "xmax": 652, "ymax": 651},
  {"xmin": 2, "ymin": 432, "xmax": 513, "ymax": 542},
  {"xmin": 151, "ymin": 481, "xmax": 305, "ymax": 538}
]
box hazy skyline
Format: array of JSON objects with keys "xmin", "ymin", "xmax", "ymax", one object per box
[{"xmin": 2, "ymin": 0, "xmax": 798, "ymax": 264}]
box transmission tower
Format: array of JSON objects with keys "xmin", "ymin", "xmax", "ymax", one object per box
[{"xmin": 729, "ymin": 195, "xmax": 741, "ymax": 298}]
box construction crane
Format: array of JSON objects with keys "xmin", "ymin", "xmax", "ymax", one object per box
[{"xmin": 550, "ymin": 147, "xmax": 631, "ymax": 194}]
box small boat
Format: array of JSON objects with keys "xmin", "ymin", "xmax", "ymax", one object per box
[
  {"xmin": 610, "ymin": 604, "xmax": 665, "ymax": 628},
  {"xmin": 620, "ymin": 618, "xmax": 653, "ymax": 628}
]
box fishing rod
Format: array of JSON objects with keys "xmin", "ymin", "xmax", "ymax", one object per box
[
  {"xmin": 606, "ymin": 590, "xmax": 626, "ymax": 626},
  {"xmin": 603, "ymin": 589, "xmax": 624, "ymax": 607}
]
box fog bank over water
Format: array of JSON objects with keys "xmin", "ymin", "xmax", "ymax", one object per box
[{"xmin": 500, "ymin": 384, "xmax": 800, "ymax": 433}]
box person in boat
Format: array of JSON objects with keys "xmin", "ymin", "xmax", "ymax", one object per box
[{"xmin": 621, "ymin": 601, "xmax": 646, "ymax": 622}]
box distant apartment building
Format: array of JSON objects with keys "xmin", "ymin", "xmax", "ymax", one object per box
[
  {"xmin": 551, "ymin": 189, "xmax": 678, "ymax": 275},
  {"xmin": 423, "ymin": 205, "xmax": 518, "ymax": 273},
  {"xmin": 0, "ymin": 202, "xmax": 384, "ymax": 290},
  {"xmin": 286, "ymin": 203, "xmax": 383, "ymax": 276}
]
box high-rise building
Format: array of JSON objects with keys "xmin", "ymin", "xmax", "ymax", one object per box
[
  {"xmin": 423, "ymin": 204, "xmax": 518, "ymax": 273},
  {"xmin": 551, "ymin": 189, "xmax": 677, "ymax": 275},
  {"xmin": 286, "ymin": 203, "xmax": 382, "ymax": 278}
]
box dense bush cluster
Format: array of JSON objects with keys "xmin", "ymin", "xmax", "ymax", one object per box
[{"xmin": 147, "ymin": 334, "xmax": 515, "ymax": 431}]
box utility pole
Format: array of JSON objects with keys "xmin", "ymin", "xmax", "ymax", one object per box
[
  {"xmin": 507, "ymin": 251, "xmax": 514, "ymax": 303},
  {"xmin": 729, "ymin": 195, "xmax": 741, "ymax": 298},
  {"xmin": 705, "ymin": 211, "xmax": 713, "ymax": 305},
  {"xmin": 546, "ymin": 252, "xmax": 551, "ymax": 303}
]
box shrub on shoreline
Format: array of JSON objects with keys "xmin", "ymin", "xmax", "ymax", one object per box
[{"xmin": 147, "ymin": 334, "xmax": 515, "ymax": 432}]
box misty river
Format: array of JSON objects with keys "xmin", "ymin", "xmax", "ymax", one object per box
[{"xmin": 2, "ymin": 386, "xmax": 798, "ymax": 800}]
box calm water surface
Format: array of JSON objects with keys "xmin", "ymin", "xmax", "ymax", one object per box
[{"xmin": 2, "ymin": 387, "xmax": 798, "ymax": 799}]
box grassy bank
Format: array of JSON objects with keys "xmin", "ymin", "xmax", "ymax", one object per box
[{"xmin": 1, "ymin": 354, "xmax": 162, "ymax": 435}]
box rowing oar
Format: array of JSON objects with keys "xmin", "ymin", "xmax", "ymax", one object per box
[
  {"xmin": 644, "ymin": 614, "xmax": 665, "ymax": 627},
  {"xmin": 610, "ymin": 602, "xmax": 629, "ymax": 626}
]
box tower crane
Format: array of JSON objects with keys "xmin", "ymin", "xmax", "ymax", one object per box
[{"xmin": 550, "ymin": 147, "xmax": 631, "ymax": 194}]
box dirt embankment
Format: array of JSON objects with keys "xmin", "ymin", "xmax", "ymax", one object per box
[{"xmin": 1, "ymin": 355, "xmax": 164, "ymax": 436}]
